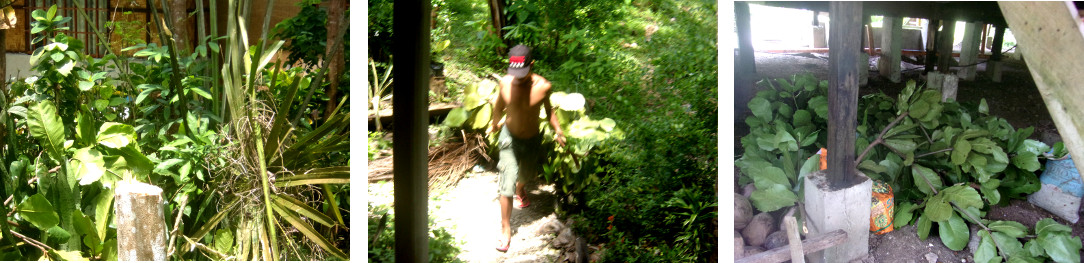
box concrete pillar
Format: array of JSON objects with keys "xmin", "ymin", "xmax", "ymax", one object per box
[
  {"xmin": 990, "ymin": 25, "xmax": 1006, "ymax": 83},
  {"xmin": 990, "ymin": 61, "xmax": 1003, "ymax": 82},
  {"xmin": 878, "ymin": 16, "xmax": 903, "ymax": 83},
  {"xmin": 928, "ymin": 72, "xmax": 944, "ymax": 92},
  {"xmin": 943, "ymin": 74, "xmax": 959, "ymax": 102},
  {"xmin": 957, "ymin": 22, "xmax": 982, "ymax": 80},
  {"xmin": 804, "ymin": 170, "xmax": 872, "ymax": 263}
]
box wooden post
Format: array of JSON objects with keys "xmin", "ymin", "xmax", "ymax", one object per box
[
  {"xmin": 990, "ymin": 25, "xmax": 1005, "ymax": 61},
  {"xmin": 828, "ymin": 1, "xmax": 861, "ymax": 188},
  {"xmin": 999, "ymin": 1, "xmax": 1084, "ymax": 184},
  {"xmin": 115, "ymin": 181, "xmax": 168, "ymax": 261},
  {"xmin": 925, "ymin": 19, "xmax": 939, "ymax": 73},
  {"xmin": 785, "ymin": 216, "xmax": 806, "ymax": 263},
  {"xmin": 736, "ymin": 2, "xmax": 757, "ymax": 120},
  {"xmin": 938, "ymin": 19, "xmax": 956, "ymax": 73},
  {"xmin": 979, "ymin": 24, "xmax": 988, "ymax": 55},
  {"xmin": 879, "ymin": 15, "xmax": 903, "ymax": 82},
  {"xmin": 393, "ymin": 0, "xmax": 431, "ymax": 262}
]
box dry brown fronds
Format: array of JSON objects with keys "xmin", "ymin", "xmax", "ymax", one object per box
[{"xmin": 367, "ymin": 130, "xmax": 491, "ymax": 192}]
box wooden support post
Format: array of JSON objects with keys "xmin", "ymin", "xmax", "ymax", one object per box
[
  {"xmin": 392, "ymin": 0, "xmax": 431, "ymax": 262},
  {"xmin": 937, "ymin": 19, "xmax": 956, "ymax": 73},
  {"xmin": 999, "ymin": 1, "xmax": 1084, "ymax": 185},
  {"xmin": 958, "ymin": 22, "xmax": 982, "ymax": 80},
  {"xmin": 786, "ymin": 216, "xmax": 806, "ymax": 263},
  {"xmin": 990, "ymin": 25, "xmax": 1005, "ymax": 61},
  {"xmin": 736, "ymin": 2, "xmax": 757, "ymax": 120},
  {"xmin": 864, "ymin": 16, "xmax": 875, "ymax": 56},
  {"xmin": 828, "ymin": 1, "xmax": 862, "ymax": 189},
  {"xmin": 979, "ymin": 24, "xmax": 989, "ymax": 55},
  {"xmin": 925, "ymin": 19, "xmax": 939, "ymax": 73},
  {"xmin": 115, "ymin": 181, "xmax": 168, "ymax": 261},
  {"xmin": 735, "ymin": 229, "xmax": 848, "ymax": 263}
]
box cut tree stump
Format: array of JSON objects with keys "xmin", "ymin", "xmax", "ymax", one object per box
[
  {"xmin": 735, "ymin": 229, "xmax": 848, "ymax": 263},
  {"xmin": 115, "ymin": 181, "xmax": 169, "ymax": 261}
]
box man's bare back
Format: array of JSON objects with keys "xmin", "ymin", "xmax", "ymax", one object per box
[{"xmin": 495, "ymin": 73, "xmax": 552, "ymax": 139}]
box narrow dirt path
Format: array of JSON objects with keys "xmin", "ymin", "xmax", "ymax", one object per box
[{"xmin": 371, "ymin": 169, "xmax": 567, "ymax": 262}]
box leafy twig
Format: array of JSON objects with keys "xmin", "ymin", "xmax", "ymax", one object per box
[
  {"xmin": 855, "ymin": 113, "xmax": 909, "ymax": 165},
  {"xmin": 9, "ymin": 229, "xmax": 53, "ymax": 254},
  {"xmin": 915, "ymin": 170, "xmax": 1010, "ymax": 260},
  {"xmin": 915, "ymin": 148, "xmax": 953, "ymax": 159}
]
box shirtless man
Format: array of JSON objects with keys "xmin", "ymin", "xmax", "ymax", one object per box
[{"xmin": 487, "ymin": 45, "xmax": 566, "ymax": 252}]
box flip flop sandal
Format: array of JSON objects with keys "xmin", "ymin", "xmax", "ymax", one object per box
[
  {"xmin": 496, "ymin": 237, "xmax": 510, "ymax": 252},
  {"xmin": 514, "ymin": 195, "xmax": 530, "ymax": 208}
]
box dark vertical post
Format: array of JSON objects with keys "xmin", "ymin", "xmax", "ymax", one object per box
[
  {"xmin": 735, "ymin": 2, "xmax": 756, "ymax": 120},
  {"xmin": 938, "ymin": 19, "xmax": 956, "ymax": 73},
  {"xmin": 990, "ymin": 25, "xmax": 1005, "ymax": 61},
  {"xmin": 392, "ymin": 1, "xmax": 431, "ymax": 262},
  {"xmin": 828, "ymin": 1, "xmax": 861, "ymax": 188},
  {"xmin": 925, "ymin": 19, "xmax": 939, "ymax": 73}
]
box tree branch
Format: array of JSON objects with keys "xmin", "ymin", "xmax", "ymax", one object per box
[
  {"xmin": 916, "ymin": 148, "xmax": 953, "ymax": 159},
  {"xmin": 855, "ymin": 112, "xmax": 909, "ymax": 165}
]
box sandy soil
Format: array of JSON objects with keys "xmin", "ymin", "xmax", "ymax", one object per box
[{"xmin": 369, "ymin": 169, "xmax": 568, "ymax": 262}]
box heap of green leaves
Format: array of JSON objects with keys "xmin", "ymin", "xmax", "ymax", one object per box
[
  {"xmin": 735, "ymin": 74, "xmax": 829, "ymax": 212},
  {"xmin": 736, "ymin": 73, "xmax": 1080, "ymax": 262}
]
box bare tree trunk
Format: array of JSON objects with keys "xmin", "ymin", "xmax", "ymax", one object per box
[
  {"xmin": 323, "ymin": 0, "xmax": 346, "ymax": 121},
  {"xmin": 169, "ymin": 0, "xmax": 190, "ymax": 53},
  {"xmin": 115, "ymin": 181, "xmax": 168, "ymax": 261},
  {"xmin": 487, "ymin": 0, "xmax": 508, "ymax": 54}
]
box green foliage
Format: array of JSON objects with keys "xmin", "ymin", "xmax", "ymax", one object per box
[
  {"xmin": 273, "ymin": 1, "xmax": 345, "ymax": 67},
  {"xmin": 367, "ymin": 204, "xmax": 463, "ymax": 263},
  {"xmin": 973, "ymin": 219, "xmax": 1081, "ymax": 263}
]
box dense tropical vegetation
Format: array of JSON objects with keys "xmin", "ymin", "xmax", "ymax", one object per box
[
  {"xmin": 368, "ymin": 0, "xmax": 717, "ymax": 262},
  {"xmin": 0, "ymin": 0, "xmax": 349, "ymax": 260}
]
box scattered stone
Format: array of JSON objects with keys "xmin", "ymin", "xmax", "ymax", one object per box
[
  {"xmin": 736, "ymin": 232, "xmax": 745, "ymax": 260},
  {"xmin": 925, "ymin": 253, "xmax": 938, "ymax": 263},
  {"xmin": 742, "ymin": 212, "xmax": 776, "ymax": 247},
  {"xmin": 742, "ymin": 183, "xmax": 757, "ymax": 198},
  {"xmin": 764, "ymin": 230, "xmax": 789, "ymax": 250},
  {"xmin": 555, "ymin": 228, "xmax": 574, "ymax": 248},
  {"xmin": 735, "ymin": 194, "xmax": 753, "ymax": 230},
  {"xmin": 967, "ymin": 224, "xmax": 981, "ymax": 253}
]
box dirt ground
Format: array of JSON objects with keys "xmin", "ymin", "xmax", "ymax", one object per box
[
  {"xmin": 736, "ymin": 51, "xmax": 1084, "ymax": 261},
  {"xmin": 369, "ymin": 168, "xmax": 578, "ymax": 262}
]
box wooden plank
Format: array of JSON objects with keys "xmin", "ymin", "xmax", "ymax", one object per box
[
  {"xmin": 999, "ymin": 1, "xmax": 1084, "ymax": 184},
  {"xmin": 785, "ymin": 216, "xmax": 805, "ymax": 263},
  {"xmin": 735, "ymin": 229, "xmax": 848, "ymax": 263},
  {"xmin": 827, "ymin": 1, "xmax": 861, "ymax": 188}
]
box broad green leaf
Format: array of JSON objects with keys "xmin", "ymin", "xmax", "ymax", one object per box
[
  {"xmin": 273, "ymin": 168, "xmax": 350, "ymax": 187},
  {"xmin": 893, "ymin": 202, "xmax": 917, "ymax": 228},
  {"xmin": 924, "ymin": 195, "xmax": 953, "ymax": 222},
  {"xmin": 94, "ymin": 188, "xmax": 113, "ymax": 239},
  {"xmin": 135, "ymin": 84, "xmax": 161, "ymax": 104},
  {"xmin": 793, "ymin": 110, "xmax": 812, "ymax": 127},
  {"xmin": 1016, "ymin": 139, "xmax": 1049, "ymax": 156},
  {"xmin": 46, "ymin": 225, "xmax": 71, "ymax": 240},
  {"xmin": 911, "ymin": 164, "xmax": 942, "ymax": 195},
  {"xmin": 777, "ymin": 103, "xmax": 793, "ymax": 119},
  {"xmin": 72, "ymin": 210, "xmax": 100, "ymax": 244},
  {"xmin": 993, "ymin": 232, "xmax": 1025, "ymax": 258},
  {"xmin": 27, "ymin": 101, "xmax": 66, "ymax": 161},
  {"xmin": 809, "ymin": 96, "xmax": 828, "ymax": 119},
  {"xmin": 215, "ymin": 229, "xmax": 234, "ymax": 254},
  {"xmin": 752, "ymin": 166, "xmax": 791, "ymax": 189},
  {"xmin": 775, "ymin": 130, "xmax": 798, "ymax": 152},
  {"xmin": 952, "ymin": 139, "xmax": 971, "ymax": 165},
  {"xmin": 798, "ymin": 155, "xmax": 820, "ymax": 180},
  {"xmin": 858, "ymin": 160, "xmax": 887, "ymax": 175},
  {"xmin": 599, "ymin": 118, "xmax": 616, "ymax": 131},
  {"xmin": 917, "ymin": 215, "xmax": 932, "ymax": 240},
  {"xmin": 71, "ymin": 147, "xmax": 106, "ymax": 185},
  {"xmin": 442, "ymin": 107, "xmax": 468, "ymax": 127},
  {"xmin": 97, "ymin": 122, "xmax": 137, "ymax": 148},
  {"xmin": 938, "ymin": 214, "xmax": 969, "ymax": 251},
  {"xmin": 910, "ymin": 100, "xmax": 930, "ymax": 119},
  {"xmin": 980, "ymin": 179, "xmax": 1002, "ymax": 204},
  {"xmin": 58, "ymin": 61, "xmax": 74, "ymax": 76},
  {"xmin": 1024, "ymin": 239, "xmax": 1046, "ymax": 258},
  {"xmin": 748, "ymin": 184, "xmax": 798, "ymax": 213},
  {"xmin": 989, "ymin": 220, "xmax": 1028, "ymax": 238},
  {"xmin": 974, "ymin": 231, "xmax": 1002, "ymax": 263},
  {"xmin": 17, "ymin": 194, "xmax": 59, "ymax": 230},
  {"xmin": 1036, "ymin": 218, "xmax": 1073, "ymax": 237},
  {"xmin": 748, "ymin": 97, "xmax": 772, "ymax": 122},
  {"xmin": 942, "ymin": 185, "xmax": 983, "ymax": 210},
  {"xmin": 50, "ymin": 250, "xmax": 87, "ymax": 261},
  {"xmin": 471, "ymin": 104, "xmax": 493, "ymax": 130},
  {"xmin": 1012, "ymin": 152, "xmax": 1040, "ymax": 172},
  {"xmin": 1040, "ymin": 233, "xmax": 1082, "ymax": 263},
  {"xmin": 979, "ymin": 98, "xmax": 989, "ymax": 115},
  {"xmin": 884, "ymin": 138, "xmax": 918, "ymax": 154}
]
